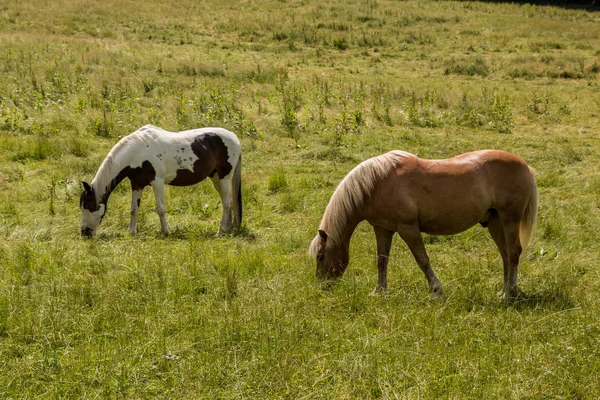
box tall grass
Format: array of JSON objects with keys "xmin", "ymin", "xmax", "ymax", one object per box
[{"xmin": 0, "ymin": 0, "xmax": 599, "ymax": 397}]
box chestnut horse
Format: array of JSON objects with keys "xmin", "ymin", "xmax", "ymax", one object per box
[
  {"xmin": 309, "ymin": 150, "xmax": 538, "ymax": 300},
  {"xmin": 80, "ymin": 125, "xmax": 242, "ymax": 237}
]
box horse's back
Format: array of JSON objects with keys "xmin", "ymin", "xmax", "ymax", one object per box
[
  {"xmin": 468, "ymin": 149, "xmax": 529, "ymax": 168},
  {"xmin": 365, "ymin": 149, "xmax": 534, "ymax": 235},
  {"xmin": 433, "ymin": 149, "xmax": 534, "ymax": 204},
  {"xmin": 376, "ymin": 149, "xmax": 532, "ymax": 191},
  {"xmin": 180, "ymin": 127, "xmax": 240, "ymax": 149},
  {"xmin": 423, "ymin": 150, "xmax": 531, "ymax": 181},
  {"xmin": 134, "ymin": 125, "xmax": 239, "ymax": 147},
  {"xmin": 124, "ymin": 125, "xmax": 241, "ymax": 186}
]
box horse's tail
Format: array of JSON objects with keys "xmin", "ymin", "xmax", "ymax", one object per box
[
  {"xmin": 519, "ymin": 166, "xmax": 538, "ymax": 261},
  {"xmin": 232, "ymin": 153, "xmax": 242, "ymax": 228}
]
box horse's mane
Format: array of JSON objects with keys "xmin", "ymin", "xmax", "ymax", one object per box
[
  {"xmin": 91, "ymin": 129, "xmax": 148, "ymax": 201},
  {"xmin": 309, "ymin": 150, "xmax": 412, "ymax": 256}
]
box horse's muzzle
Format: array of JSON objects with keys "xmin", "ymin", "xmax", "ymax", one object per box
[
  {"xmin": 315, "ymin": 269, "xmax": 328, "ymax": 281},
  {"xmin": 81, "ymin": 228, "xmax": 93, "ymax": 237}
]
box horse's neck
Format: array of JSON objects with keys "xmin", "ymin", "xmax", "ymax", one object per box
[
  {"xmin": 91, "ymin": 146, "xmax": 135, "ymax": 204},
  {"xmin": 323, "ymin": 213, "xmax": 362, "ymax": 252}
]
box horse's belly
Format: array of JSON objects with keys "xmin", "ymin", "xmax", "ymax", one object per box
[
  {"xmin": 418, "ymin": 209, "xmax": 486, "ymax": 235},
  {"xmin": 167, "ymin": 168, "xmax": 211, "ymax": 186}
]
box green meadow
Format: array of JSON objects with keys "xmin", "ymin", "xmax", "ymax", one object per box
[{"xmin": 1, "ymin": 0, "xmax": 599, "ymax": 397}]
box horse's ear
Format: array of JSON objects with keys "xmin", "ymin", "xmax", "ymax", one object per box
[
  {"xmin": 82, "ymin": 181, "xmax": 92, "ymax": 193},
  {"xmin": 318, "ymin": 229, "xmax": 328, "ymax": 242}
]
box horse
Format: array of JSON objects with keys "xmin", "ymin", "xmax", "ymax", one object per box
[
  {"xmin": 309, "ymin": 149, "xmax": 538, "ymax": 300},
  {"xmin": 80, "ymin": 125, "xmax": 242, "ymax": 237}
]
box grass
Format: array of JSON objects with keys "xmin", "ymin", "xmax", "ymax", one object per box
[{"xmin": 1, "ymin": 0, "xmax": 600, "ymax": 398}]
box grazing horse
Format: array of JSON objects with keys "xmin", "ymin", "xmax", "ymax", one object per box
[
  {"xmin": 309, "ymin": 150, "xmax": 538, "ymax": 300},
  {"xmin": 80, "ymin": 125, "xmax": 242, "ymax": 237}
]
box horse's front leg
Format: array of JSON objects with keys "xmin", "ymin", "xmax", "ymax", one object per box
[
  {"xmin": 129, "ymin": 188, "xmax": 143, "ymax": 234},
  {"xmin": 151, "ymin": 179, "xmax": 169, "ymax": 235},
  {"xmin": 398, "ymin": 225, "xmax": 443, "ymax": 297},
  {"xmin": 372, "ymin": 225, "xmax": 394, "ymax": 294}
]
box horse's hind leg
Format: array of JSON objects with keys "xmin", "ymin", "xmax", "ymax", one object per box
[
  {"xmin": 502, "ymin": 219, "xmax": 522, "ymax": 300},
  {"xmin": 492, "ymin": 214, "xmax": 522, "ymax": 300},
  {"xmin": 398, "ymin": 226, "xmax": 443, "ymax": 296},
  {"xmin": 373, "ymin": 226, "xmax": 394, "ymax": 294},
  {"xmin": 487, "ymin": 218, "xmax": 509, "ymax": 297},
  {"xmin": 210, "ymin": 176, "xmax": 233, "ymax": 234}
]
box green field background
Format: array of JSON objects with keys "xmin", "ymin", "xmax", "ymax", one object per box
[{"xmin": 1, "ymin": 1, "xmax": 599, "ymax": 398}]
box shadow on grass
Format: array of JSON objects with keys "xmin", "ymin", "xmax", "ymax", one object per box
[
  {"xmin": 315, "ymin": 279, "xmax": 336, "ymax": 292},
  {"xmin": 92, "ymin": 231, "xmax": 126, "ymax": 241},
  {"xmin": 161, "ymin": 226, "xmax": 215, "ymax": 240},
  {"xmin": 509, "ymin": 287, "xmax": 576, "ymax": 311},
  {"xmin": 231, "ymin": 225, "xmax": 257, "ymax": 241},
  {"xmin": 78, "ymin": 224, "xmax": 257, "ymax": 241},
  {"xmin": 479, "ymin": 0, "xmax": 599, "ymax": 10},
  {"xmin": 461, "ymin": 284, "xmax": 576, "ymax": 312},
  {"xmin": 160, "ymin": 224, "xmax": 257, "ymax": 241}
]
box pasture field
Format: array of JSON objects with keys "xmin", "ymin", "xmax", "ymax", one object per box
[{"xmin": 1, "ymin": 0, "xmax": 600, "ymax": 398}]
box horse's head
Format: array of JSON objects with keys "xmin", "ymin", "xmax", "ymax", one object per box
[
  {"xmin": 310, "ymin": 229, "xmax": 349, "ymax": 282},
  {"xmin": 79, "ymin": 181, "xmax": 106, "ymax": 237}
]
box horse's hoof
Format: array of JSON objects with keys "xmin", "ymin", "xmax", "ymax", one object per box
[
  {"xmin": 498, "ymin": 288, "xmax": 518, "ymax": 302},
  {"xmin": 217, "ymin": 227, "xmax": 232, "ymax": 236},
  {"xmin": 430, "ymin": 286, "xmax": 444, "ymax": 300},
  {"xmin": 370, "ymin": 287, "xmax": 387, "ymax": 296}
]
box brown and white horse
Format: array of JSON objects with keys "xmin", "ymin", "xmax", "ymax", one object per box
[
  {"xmin": 309, "ymin": 150, "xmax": 538, "ymax": 300},
  {"xmin": 80, "ymin": 125, "xmax": 242, "ymax": 237}
]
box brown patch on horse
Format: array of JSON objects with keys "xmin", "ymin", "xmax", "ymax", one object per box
[
  {"xmin": 80, "ymin": 182, "xmax": 97, "ymax": 211},
  {"xmin": 83, "ymin": 161, "xmax": 156, "ymax": 208},
  {"xmin": 126, "ymin": 160, "xmax": 157, "ymax": 191},
  {"xmin": 169, "ymin": 133, "xmax": 232, "ymax": 186}
]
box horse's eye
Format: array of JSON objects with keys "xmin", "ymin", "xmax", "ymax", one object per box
[{"xmin": 317, "ymin": 254, "xmax": 324, "ymax": 261}]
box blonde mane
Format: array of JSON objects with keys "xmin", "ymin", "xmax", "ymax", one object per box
[{"xmin": 309, "ymin": 151, "xmax": 412, "ymax": 256}]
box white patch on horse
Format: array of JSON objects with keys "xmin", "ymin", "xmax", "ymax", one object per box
[
  {"xmin": 170, "ymin": 138, "xmax": 198, "ymax": 173},
  {"xmin": 80, "ymin": 204, "xmax": 105, "ymax": 236}
]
